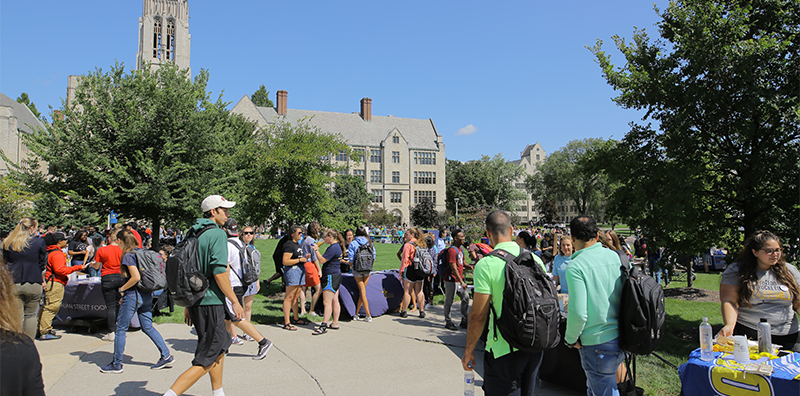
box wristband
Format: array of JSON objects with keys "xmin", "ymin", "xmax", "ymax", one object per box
[{"xmin": 565, "ymin": 340, "xmax": 576, "ymax": 349}]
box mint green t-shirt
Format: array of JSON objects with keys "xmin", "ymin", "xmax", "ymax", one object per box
[
  {"xmin": 564, "ymin": 242, "xmax": 623, "ymax": 346},
  {"xmin": 191, "ymin": 218, "xmax": 229, "ymax": 306}
]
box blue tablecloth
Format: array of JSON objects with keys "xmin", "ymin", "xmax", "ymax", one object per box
[
  {"xmin": 679, "ymin": 349, "xmax": 800, "ymax": 395},
  {"xmin": 337, "ymin": 271, "xmax": 404, "ymax": 318}
]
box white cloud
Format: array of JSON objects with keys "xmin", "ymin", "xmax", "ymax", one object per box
[{"xmin": 456, "ymin": 124, "xmax": 478, "ymax": 136}]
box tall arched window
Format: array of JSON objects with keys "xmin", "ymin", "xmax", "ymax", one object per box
[
  {"xmin": 152, "ymin": 17, "xmax": 163, "ymax": 59},
  {"xmin": 165, "ymin": 19, "xmax": 175, "ymax": 60}
]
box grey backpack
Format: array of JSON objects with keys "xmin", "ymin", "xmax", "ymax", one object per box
[{"xmin": 135, "ymin": 249, "xmax": 167, "ymax": 292}]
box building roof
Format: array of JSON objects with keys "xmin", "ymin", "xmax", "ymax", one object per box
[
  {"xmin": 242, "ymin": 99, "xmax": 441, "ymax": 151},
  {"xmin": 0, "ymin": 92, "xmax": 46, "ymax": 134}
]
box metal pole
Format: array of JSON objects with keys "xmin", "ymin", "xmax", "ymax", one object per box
[{"xmin": 455, "ymin": 198, "xmax": 460, "ymax": 227}]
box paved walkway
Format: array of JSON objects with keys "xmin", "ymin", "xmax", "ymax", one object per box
[{"xmin": 36, "ymin": 305, "xmax": 582, "ymax": 396}]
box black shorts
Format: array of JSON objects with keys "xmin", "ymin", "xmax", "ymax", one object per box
[
  {"xmin": 224, "ymin": 286, "xmax": 245, "ymax": 322},
  {"xmin": 321, "ymin": 274, "xmax": 342, "ymax": 292},
  {"xmin": 187, "ymin": 305, "xmax": 232, "ymax": 367}
]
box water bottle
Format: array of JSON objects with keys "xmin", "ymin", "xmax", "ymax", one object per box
[
  {"xmin": 699, "ymin": 316, "xmax": 713, "ymax": 361},
  {"xmin": 758, "ymin": 318, "xmax": 772, "ymax": 354},
  {"xmin": 464, "ymin": 370, "xmax": 475, "ymax": 396}
]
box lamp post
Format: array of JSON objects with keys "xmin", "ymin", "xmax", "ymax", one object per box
[{"xmin": 455, "ymin": 198, "xmax": 460, "ymax": 226}]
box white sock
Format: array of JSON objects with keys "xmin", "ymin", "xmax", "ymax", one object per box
[
  {"xmin": 163, "ymin": 390, "xmax": 178, "ymax": 396},
  {"xmin": 212, "ymin": 388, "xmax": 225, "ymax": 396}
]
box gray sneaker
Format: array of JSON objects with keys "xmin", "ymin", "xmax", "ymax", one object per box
[
  {"xmin": 445, "ymin": 321, "xmax": 459, "ymax": 331},
  {"xmin": 419, "ymin": 311, "xmax": 426, "ymax": 319},
  {"xmin": 254, "ymin": 339, "xmax": 273, "ymax": 360},
  {"xmin": 150, "ymin": 355, "xmax": 174, "ymax": 370},
  {"xmin": 100, "ymin": 363, "xmax": 123, "ymax": 374},
  {"xmin": 365, "ymin": 316, "xmax": 372, "ymax": 323}
]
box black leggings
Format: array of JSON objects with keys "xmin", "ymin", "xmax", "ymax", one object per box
[
  {"xmin": 734, "ymin": 322, "xmax": 800, "ymax": 351},
  {"xmin": 101, "ymin": 274, "xmax": 125, "ymax": 332}
]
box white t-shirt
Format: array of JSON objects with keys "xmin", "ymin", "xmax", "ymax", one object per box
[
  {"xmin": 721, "ymin": 262, "xmax": 800, "ymax": 335},
  {"xmin": 227, "ymin": 238, "xmax": 244, "ymax": 288}
]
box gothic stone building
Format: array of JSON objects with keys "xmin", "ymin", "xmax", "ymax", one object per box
[
  {"xmin": 232, "ymin": 92, "xmax": 446, "ymax": 225},
  {"xmin": 0, "ymin": 93, "xmax": 44, "ymax": 176}
]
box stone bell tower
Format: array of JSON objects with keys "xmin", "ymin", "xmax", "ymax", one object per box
[{"xmin": 136, "ymin": 0, "xmax": 191, "ymax": 75}]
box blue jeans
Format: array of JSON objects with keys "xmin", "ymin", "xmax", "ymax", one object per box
[
  {"xmin": 578, "ymin": 338, "xmax": 625, "ymax": 396},
  {"xmin": 648, "ymin": 257, "xmax": 669, "ymax": 285},
  {"xmin": 113, "ymin": 289, "xmax": 170, "ymax": 365}
]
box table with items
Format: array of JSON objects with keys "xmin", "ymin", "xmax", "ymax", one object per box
[
  {"xmin": 679, "ymin": 348, "xmax": 800, "ymax": 395},
  {"xmin": 54, "ymin": 277, "xmax": 106, "ymax": 328}
]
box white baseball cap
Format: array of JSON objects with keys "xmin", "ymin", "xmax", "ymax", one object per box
[{"xmin": 201, "ymin": 195, "xmax": 236, "ymax": 213}]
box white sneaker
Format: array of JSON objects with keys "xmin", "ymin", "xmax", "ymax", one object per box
[
  {"xmin": 352, "ymin": 316, "xmax": 361, "ymax": 321},
  {"xmin": 231, "ymin": 336, "xmax": 244, "ymax": 346},
  {"xmin": 101, "ymin": 333, "xmax": 115, "ymax": 341},
  {"xmin": 365, "ymin": 316, "xmax": 372, "ymax": 323}
]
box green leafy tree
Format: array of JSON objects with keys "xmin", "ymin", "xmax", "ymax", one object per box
[
  {"xmin": 525, "ymin": 138, "xmax": 614, "ymax": 222},
  {"xmin": 366, "ymin": 205, "xmax": 400, "ymax": 227},
  {"xmin": 16, "ymin": 92, "xmax": 41, "ymax": 120},
  {"xmin": 410, "ymin": 198, "xmax": 438, "ymax": 228},
  {"xmin": 0, "ymin": 177, "xmax": 35, "ymax": 232},
  {"xmin": 590, "ymin": 0, "xmax": 800, "ymax": 254},
  {"xmin": 537, "ymin": 198, "xmax": 560, "ymax": 226},
  {"xmin": 250, "ymin": 85, "xmax": 274, "ymax": 108},
  {"xmin": 328, "ymin": 174, "xmax": 371, "ymax": 230},
  {"xmin": 446, "ymin": 154, "xmax": 525, "ymax": 213},
  {"xmin": 12, "ymin": 62, "xmax": 254, "ymax": 249},
  {"xmin": 238, "ymin": 118, "xmax": 350, "ymax": 229}
]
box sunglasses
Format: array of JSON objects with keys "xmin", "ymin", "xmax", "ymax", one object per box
[
  {"xmin": 243, "ymin": 231, "xmax": 255, "ymax": 235},
  {"xmin": 762, "ymin": 248, "xmax": 782, "ymax": 255}
]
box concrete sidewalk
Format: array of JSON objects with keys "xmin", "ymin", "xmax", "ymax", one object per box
[{"xmin": 36, "ymin": 304, "xmax": 582, "ymax": 396}]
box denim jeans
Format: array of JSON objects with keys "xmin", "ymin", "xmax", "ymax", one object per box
[
  {"xmin": 113, "ymin": 289, "xmax": 170, "ymax": 365},
  {"xmin": 648, "ymin": 257, "xmax": 669, "ymax": 286},
  {"xmin": 578, "ymin": 338, "xmax": 625, "ymax": 396}
]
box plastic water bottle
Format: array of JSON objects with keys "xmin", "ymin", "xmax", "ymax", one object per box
[
  {"xmin": 464, "ymin": 370, "xmax": 475, "ymax": 396},
  {"xmin": 699, "ymin": 316, "xmax": 713, "ymax": 361},
  {"xmin": 758, "ymin": 318, "xmax": 772, "ymax": 354}
]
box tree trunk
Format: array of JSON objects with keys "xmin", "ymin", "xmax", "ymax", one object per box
[
  {"xmin": 687, "ymin": 254, "xmax": 694, "ymax": 288},
  {"xmin": 150, "ymin": 215, "xmax": 161, "ymax": 251}
]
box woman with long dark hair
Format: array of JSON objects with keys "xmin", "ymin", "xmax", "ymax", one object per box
[
  {"xmin": 0, "ymin": 265, "xmax": 45, "ymax": 396},
  {"xmin": 67, "ymin": 230, "xmax": 89, "ymax": 267},
  {"xmin": 2, "ymin": 217, "xmax": 46, "ymax": 339},
  {"xmin": 346, "ymin": 227, "xmax": 375, "ymax": 321},
  {"xmin": 90, "ymin": 226, "xmax": 124, "ymax": 341},
  {"xmin": 720, "ymin": 230, "xmax": 800, "ymax": 351},
  {"xmin": 312, "ymin": 229, "xmax": 346, "ymax": 334},
  {"xmin": 398, "ymin": 228, "xmax": 426, "ymax": 318},
  {"xmin": 100, "ymin": 231, "xmax": 173, "ymax": 373}
]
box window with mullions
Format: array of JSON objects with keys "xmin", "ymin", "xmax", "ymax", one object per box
[
  {"xmin": 390, "ymin": 192, "xmax": 402, "ymax": 203},
  {"xmin": 370, "ymin": 149, "xmax": 382, "ymax": 163},
  {"xmin": 392, "ymin": 171, "xmax": 400, "ymax": 183},
  {"xmin": 413, "ymin": 171, "xmax": 436, "ymax": 184},
  {"xmin": 393, "ymin": 136, "xmax": 400, "ymax": 144},
  {"xmin": 370, "ymin": 170, "xmax": 382, "ymax": 183},
  {"xmin": 354, "ymin": 149, "xmax": 365, "ymax": 162},
  {"xmin": 414, "ymin": 151, "xmax": 436, "ymax": 165},
  {"xmin": 165, "ymin": 19, "xmax": 175, "ymax": 60},
  {"xmin": 336, "ymin": 169, "xmax": 348, "ymax": 176},
  {"xmin": 372, "ymin": 190, "xmax": 383, "ymax": 203},
  {"xmin": 392, "ymin": 151, "xmax": 400, "ymax": 163},
  {"xmin": 413, "ymin": 191, "xmax": 436, "ymax": 204},
  {"xmin": 153, "ymin": 17, "xmax": 163, "ymax": 59},
  {"xmin": 336, "ymin": 150, "xmax": 348, "ymax": 162},
  {"xmin": 353, "ymin": 169, "xmax": 365, "ymax": 181}
]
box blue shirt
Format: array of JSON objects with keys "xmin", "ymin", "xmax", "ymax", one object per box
[{"xmin": 554, "ymin": 254, "xmax": 571, "ymax": 294}]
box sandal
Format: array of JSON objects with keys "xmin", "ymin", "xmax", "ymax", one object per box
[
  {"xmin": 328, "ymin": 325, "xmax": 340, "ymax": 330},
  {"xmin": 283, "ymin": 323, "xmax": 297, "ymax": 331},
  {"xmin": 312, "ymin": 324, "xmax": 327, "ymax": 336},
  {"xmin": 292, "ymin": 318, "xmax": 311, "ymax": 326}
]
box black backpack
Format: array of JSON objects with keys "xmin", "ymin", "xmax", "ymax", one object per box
[
  {"xmin": 352, "ymin": 240, "xmax": 375, "ymax": 272},
  {"xmin": 228, "ymin": 239, "xmax": 261, "ymax": 286},
  {"xmin": 487, "ymin": 249, "xmax": 561, "ymax": 352},
  {"xmin": 166, "ymin": 224, "xmax": 217, "ymax": 307},
  {"xmin": 618, "ymin": 264, "xmax": 666, "ymax": 355}
]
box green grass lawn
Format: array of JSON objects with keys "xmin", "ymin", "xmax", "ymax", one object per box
[{"xmin": 154, "ymin": 238, "xmax": 720, "ymax": 395}]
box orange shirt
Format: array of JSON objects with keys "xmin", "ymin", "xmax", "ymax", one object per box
[{"xmin": 95, "ymin": 244, "xmax": 123, "ymax": 277}]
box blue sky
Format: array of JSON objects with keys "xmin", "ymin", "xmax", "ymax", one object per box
[{"xmin": 1, "ymin": 0, "xmax": 666, "ymax": 162}]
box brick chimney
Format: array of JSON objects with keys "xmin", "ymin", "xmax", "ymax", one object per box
[
  {"xmin": 276, "ymin": 90, "xmax": 288, "ymax": 116},
  {"xmin": 360, "ymin": 97, "xmax": 372, "ymax": 121}
]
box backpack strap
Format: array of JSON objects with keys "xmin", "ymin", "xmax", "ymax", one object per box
[
  {"xmin": 44, "ymin": 248, "xmax": 61, "ymax": 289},
  {"xmin": 227, "ymin": 239, "xmax": 246, "ymax": 284},
  {"xmin": 484, "ymin": 248, "xmax": 516, "ymax": 345}
]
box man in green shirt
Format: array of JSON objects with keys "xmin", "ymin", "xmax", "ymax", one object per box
[
  {"xmin": 564, "ymin": 216, "xmax": 624, "ymax": 396},
  {"xmin": 462, "ymin": 210, "xmax": 543, "ymax": 395},
  {"xmin": 165, "ymin": 195, "xmax": 244, "ymax": 396}
]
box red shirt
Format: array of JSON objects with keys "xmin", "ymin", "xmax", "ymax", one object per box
[
  {"xmin": 44, "ymin": 245, "xmax": 83, "ymax": 285},
  {"xmin": 95, "ymin": 245, "xmax": 123, "ymax": 277},
  {"xmin": 445, "ymin": 246, "xmax": 465, "ymax": 282}
]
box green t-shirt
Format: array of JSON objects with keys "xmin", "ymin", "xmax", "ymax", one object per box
[
  {"xmin": 191, "ymin": 218, "xmax": 229, "ymax": 306},
  {"xmin": 564, "ymin": 242, "xmax": 623, "ymax": 346}
]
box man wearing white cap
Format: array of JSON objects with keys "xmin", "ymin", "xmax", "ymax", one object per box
[{"xmin": 164, "ymin": 195, "xmax": 243, "ymax": 396}]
